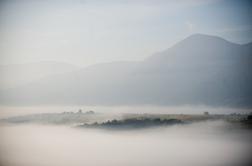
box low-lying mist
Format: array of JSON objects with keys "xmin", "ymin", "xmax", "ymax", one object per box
[
  {"xmin": 0, "ymin": 120, "xmax": 251, "ymax": 166},
  {"xmin": 0, "ymin": 106, "xmax": 251, "ymax": 119}
]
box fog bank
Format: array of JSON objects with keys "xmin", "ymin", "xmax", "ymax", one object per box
[
  {"xmin": 0, "ymin": 106, "xmax": 251, "ymax": 119},
  {"xmin": 0, "ymin": 121, "xmax": 251, "ymax": 166}
]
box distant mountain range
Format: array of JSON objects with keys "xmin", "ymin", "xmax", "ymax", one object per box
[
  {"xmin": 1, "ymin": 34, "xmax": 251, "ymax": 107},
  {"xmin": 0, "ymin": 61, "xmax": 79, "ymax": 90}
]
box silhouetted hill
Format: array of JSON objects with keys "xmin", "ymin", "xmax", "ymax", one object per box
[
  {"xmin": 1, "ymin": 34, "xmax": 251, "ymax": 107},
  {"xmin": 0, "ymin": 61, "xmax": 79, "ymax": 90},
  {"xmin": 80, "ymin": 118, "xmax": 183, "ymax": 129}
]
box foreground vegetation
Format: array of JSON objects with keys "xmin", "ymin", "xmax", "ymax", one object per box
[{"xmin": 79, "ymin": 118, "xmax": 183, "ymax": 129}]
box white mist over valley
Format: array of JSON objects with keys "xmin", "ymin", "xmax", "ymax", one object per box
[
  {"xmin": 0, "ymin": 0, "xmax": 252, "ymax": 166},
  {"xmin": 0, "ymin": 120, "xmax": 251, "ymax": 166}
]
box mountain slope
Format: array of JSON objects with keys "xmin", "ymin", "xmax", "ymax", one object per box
[
  {"xmin": 0, "ymin": 61, "xmax": 79, "ymax": 90},
  {"xmin": 1, "ymin": 34, "xmax": 251, "ymax": 107}
]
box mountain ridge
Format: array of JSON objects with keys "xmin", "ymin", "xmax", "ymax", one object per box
[
  {"xmin": 1, "ymin": 34, "xmax": 251, "ymax": 108},
  {"xmin": 0, "ymin": 61, "xmax": 79, "ymax": 90}
]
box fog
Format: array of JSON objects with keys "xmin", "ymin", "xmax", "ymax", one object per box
[
  {"xmin": 0, "ymin": 106, "xmax": 251, "ymax": 119},
  {"xmin": 0, "ymin": 121, "xmax": 251, "ymax": 166},
  {"xmin": 1, "ymin": 1, "xmax": 251, "ymax": 165}
]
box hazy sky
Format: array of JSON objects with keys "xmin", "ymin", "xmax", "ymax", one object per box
[{"xmin": 0, "ymin": 0, "xmax": 251, "ymax": 66}]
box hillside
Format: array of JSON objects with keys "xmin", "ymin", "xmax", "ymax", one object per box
[
  {"xmin": 0, "ymin": 61, "xmax": 79, "ymax": 90},
  {"xmin": 1, "ymin": 34, "xmax": 251, "ymax": 107}
]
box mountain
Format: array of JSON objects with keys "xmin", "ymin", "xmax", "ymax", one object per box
[
  {"xmin": 0, "ymin": 61, "xmax": 79, "ymax": 90},
  {"xmin": 1, "ymin": 34, "xmax": 252, "ymax": 107}
]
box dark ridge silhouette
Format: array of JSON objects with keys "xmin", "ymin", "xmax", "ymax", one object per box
[
  {"xmin": 79, "ymin": 118, "xmax": 184, "ymax": 130},
  {"xmin": 1, "ymin": 34, "xmax": 251, "ymax": 107}
]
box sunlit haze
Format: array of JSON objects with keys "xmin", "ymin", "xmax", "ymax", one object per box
[
  {"xmin": 0, "ymin": 0, "xmax": 251, "ymax": 66},
  {"xmin": 0, "ymin": 1, "xmax": 252, "ymax": 166}
]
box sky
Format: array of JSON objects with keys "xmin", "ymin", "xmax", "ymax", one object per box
[{"xmin": 0, "ymin": 0, "xmax": 251, "ymax": 67}]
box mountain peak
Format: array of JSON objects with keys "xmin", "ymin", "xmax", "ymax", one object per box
[
  {"xmin": 187, "ymin": 33, "xmax": 220, "ymax": 38},
  {"xmin": 146, "ymin": 33, "xmax": 242, "ymax": 63},
  {"xmin": 182, "ymin": 33, "xmax": 237, "ymax": 45},
  {"xmin": 164, "ymin": 33, "xmax": 241, "ymax": 54}
]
